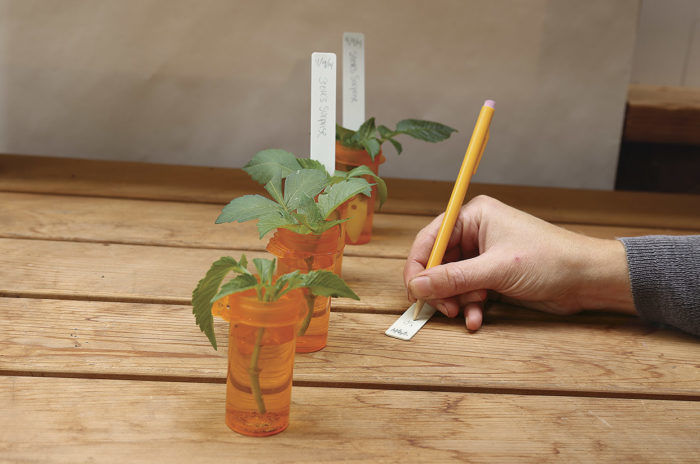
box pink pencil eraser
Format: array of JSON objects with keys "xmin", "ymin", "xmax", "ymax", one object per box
[{"xmin": 484, "ymin": 99, "xmax": 495, "ymax": 109}]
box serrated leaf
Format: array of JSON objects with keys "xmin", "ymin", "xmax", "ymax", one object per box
[
  {"xmin": 295, "ymin": 194, "xmax": 325, "ymax": 230},
  {"xmin": 297, "ymin": 158, "xmax": 327, "ymax": 171},
  {"xmin": 317, "ymin": 177, "xmax": 372, "ymax": 219},
  {"xmin": 360, "ymin": 138, "xmax": 380, "ymax": 160},
  {"xmin": 216, "ymin": 195, "xmax": 284, "ymax": 224},
  {"xmin": 192, "ymin": 256, "xmax": 242, "ymax": 350},
  {"xmin": 210, "ymin": 274, "xmax": 258, "ymax": 303},
  {"xmin": 303, "ymin": 270, "xmax": 360, "ymax": 300},
  {"xmin": 264, "ymin": 175, "xmax": 285, "ymax": 205},
  {"xmin": 255, "ymin": 210, "xmax": 297, "ymax": 238},
  {"xmin": 271, "ymin": 270, "xmax": 304, "ymax": 300},
  {"xmin": 346, "ymin": 166, "xmax": 388, "ymax": 208},
  {"xmin": 388, "ymin": 137, "xmax": 403, "ymax": 155},
  {"xmin": 243, "ymin": 149, "xmax": 302, "ymax": 184},
  {"xmin": 395, "ymin": 119, "xmax": 457, "ymax": 142},
  {"xmin": 283, "ymin": 169, "xmax": 329, "ymax": 210}
]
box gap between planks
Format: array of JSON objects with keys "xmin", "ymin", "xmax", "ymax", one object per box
[
  {"xmin": 3, "ymin": 298, "xmax": 698, "ymax": 399},
  {"xmin": 1, "ymin": 370, "xmax": 699, "ymax": 403},
  {"xmin": 2, "ymin": 154, "xmax": 699, "ymax": 229},
  {"xmin": 1, "ymin": 190, "xmax": 698, "ymax": 261}
]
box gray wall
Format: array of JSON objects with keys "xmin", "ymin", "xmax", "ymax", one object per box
[{"xmin": 0, "ymin": 0, "xmax": 640, "ymax": 189}]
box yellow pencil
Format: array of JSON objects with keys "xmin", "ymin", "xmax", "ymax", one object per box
[{"xmin": 413, "ymin": 100, "xmax": 495, "ymax": 320}]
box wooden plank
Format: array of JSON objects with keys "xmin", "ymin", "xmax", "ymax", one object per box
[
  {"xmin": 0, "ymin": 192, "xmax": 426, "ymax": 259},
  {"xmin": 0, "ymin": 238, "xmax": 405, "ymax": 312},
  {"xmin": 2, "ymin": 298, "xmax": 698, "ymax": 397},
  {"xmin": 1, "ymin": 192, "xmax": 696, "ymax": 262},
  {"xmin": 2, "ymin": 377, "xmax": 699, "ymax": 463},
  {"xmin": 385, "ymin": 178, "xmax": 700, "ymax": 229},
  {"xmin": 624, "ymin": 84, "xmax": 700, "ymax": 145},
  {"xmin": 2, "ymin": 154, "xmax": 699, "ymax": 229}
]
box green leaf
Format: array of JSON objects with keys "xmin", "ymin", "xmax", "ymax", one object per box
[
  {"xmin": 192, "ymin": 256, "xmax": 242, "ymax": 350},
  {"xmin": 317, "ymin": 177, "xmax": 372, "ymax": 218},
  {"xmin": 315, "ymin": 218, "xmax": 347, "ymax": 233},
  {"xmin": 345, "ymin": 165, "xmax": 376, "ymax": 179},
  {"xmin": 346, "ymin": 165, "xmax": 388, "ymax": 208},
  {"xmin": 271, "ymin": 270, "xmax": 304, "ymax": 299},
  {"xmin": 361, "ymin": 138, "xmax": 381, "ymax": 160},
  {"xmin": 297, "ymin": 158, "xmax": 327, "ymax": 171},
  {"xmin": 388, "ymin": 137, "xmax": 403, "ymax": 155},
  {"xmin": 253, "ymin": 258, "xmax": 276, "ymax": 287},
  {"xmin": 377, "ymin": 125, "xmax": 394, "ymax": 139},
  {"xmin": 264, "ymin": 175, "xmax": 285, "ymax": 205},
  {"xmin": 255, "ymin": 210, "xmax": 297, "ymax": 238},
  {"xmin": 351, "ymin": 117, "xmax": 376, "ymax": 145},
  {"xmin": 243, "ymin": 149, "xmax": 302, "ymax": 184},
  {"xmin": 210, "ymin": 274, "xmax": 258, "ymax": 303},
  {"xmin": 283, "ymin": 169, "xmax": 329, "ymax": 210},
  {"xmin": 295, "ymin": 194, "xmax": 325, "ymax": 230},
  {"xmin": 303, "ymin": 270, "xmax": 360, "ymax": 300},
  {"xmin": 394, "ymin": 119, "xmax": 457, "ymax": 143},
  {"xmin": 216, "ymin": 195, "xmax": 284, "ymax": 224},
  {"xmin": 336, "ymin": 124, "xmax": 354, "ymax": 142}
]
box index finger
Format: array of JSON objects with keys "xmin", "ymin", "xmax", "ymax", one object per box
[{"xmin": 403, "ymin": 212, "xmax": 465, "ymax": 287}]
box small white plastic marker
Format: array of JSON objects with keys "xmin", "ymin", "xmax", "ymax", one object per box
[
  {"xmin": 310, "ymin": 52, "xmax": 337, "ymax": 175},
  {"xmin": 385, "ymin": 302, "xmax": 437, "ymax": 341},
  {"xmin": 342, "ymin": 32, "xmax": 365, "ymax": 131}
]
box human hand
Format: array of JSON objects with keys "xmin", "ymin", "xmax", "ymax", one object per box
[{"xmin": 404, "ymin": 195, "xmax": 635, "ymax": 331}]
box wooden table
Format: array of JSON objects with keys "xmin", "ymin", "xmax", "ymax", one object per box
[{"xmin": 1, "ymin": 154, "xmax": 699, "ymax": 463}]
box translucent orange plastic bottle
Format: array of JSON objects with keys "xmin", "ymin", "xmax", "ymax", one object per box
[
  {"xmin": 222, "ymin": 289, "xmax": 305, "ymax": 437},
  {"xmin": 266, "ymin": 226, "xmax": 344, "ymax": 353},
  {"xmin": 335, "ymin": 140, "xmax": 386, "ymax": 245}
]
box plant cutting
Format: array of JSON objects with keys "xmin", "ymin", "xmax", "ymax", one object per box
[
  {"xmin": 336, "ymin": 117, "xmax": 457, "ymax": 244},
  {"xmin": 192, "ymin": 254, "xmax": 358, "ymax": 436},
  {"xmin": 216, "ymin": 149, "xmax": 377, "ymax": 352},
  {"xmin": 240, "ymin": 147, "xmax": 389, "ymax": 248}
]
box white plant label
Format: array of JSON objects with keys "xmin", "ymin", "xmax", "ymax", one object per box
[
  {"xmin": 342, "ymin": 32, "xmax": 365, "ymax": 131},
  {"xmin": 310, "ymin": 52, "xmax": 336, "ymax": 175},
  {"xmin": 385, "ymin": 302, "xmax": 437, "ymax": 341}
]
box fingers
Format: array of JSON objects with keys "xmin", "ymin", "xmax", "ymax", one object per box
[
  {"xmin": 464, "ymin": 302, "xmax": 483, "ymax": 331},
  {"xmin": 403, "ymin": 212, "xmax": 465, "ymax": 287},
  {"xmin": 407, "ymin": 254, "xmax": 498, "ymax": 301},
  {"xmin": 427, "ymin": 290, "xmax": 487, "ymax": 318},
  {"xmin": 427, "ymin": 297, "xmax": 460, "ymax": 318}
]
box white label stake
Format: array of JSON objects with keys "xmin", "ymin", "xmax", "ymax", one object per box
[
  {"xmin": 310, "ymin": 52, "xmax": 337, "ymax": 175},
  {"xmin": 385, "ymin": 302, "xmax": 437, "ymax": 341},
  {"xmin": 342, "ymin": 32, "xmax": 365, "ymax": 130}
]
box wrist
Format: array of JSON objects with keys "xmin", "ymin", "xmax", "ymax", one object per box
[{"xmin": 576, "ymin": 238, "xmax": 636, "ymax": 315}]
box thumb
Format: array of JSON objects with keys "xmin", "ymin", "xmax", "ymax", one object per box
[{"xmin": 408, "ymin": 254, "xmax": 498, "ymax": 301}]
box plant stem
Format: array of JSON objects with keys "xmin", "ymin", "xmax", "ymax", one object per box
[
  {"xmin": 298, "ymin": 293, "xmax": 316, "ymax": 336},
  {"xmin": 297, "ymin": 237, "xmax": 324, "ymax": 336},
  {"xmin": 304, "ymin": 255, "xmax": 315, "ymax": 272},
  {"xmin": 248, "ymin": 327, "xmax": 266, "ymax": 414}
]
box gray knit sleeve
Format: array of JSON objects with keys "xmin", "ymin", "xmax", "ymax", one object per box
[{"xmin": 618, "ymin": 235, "xmax": 700, "ymax": 337}]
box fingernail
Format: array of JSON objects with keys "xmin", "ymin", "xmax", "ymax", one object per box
[
  {"xmin": 409, "ymin": 276, "xmax": 432, "ymax": 298},
  {"xmin": 437, "ymin": 303, "xmax": 448, "ymax": 316}
]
